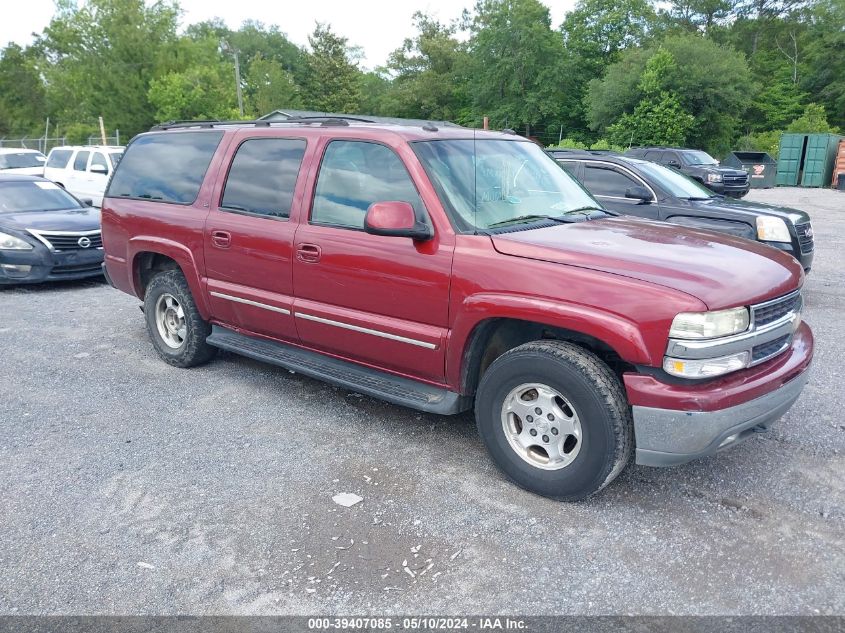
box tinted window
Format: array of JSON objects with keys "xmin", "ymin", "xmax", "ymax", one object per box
[
  {"xmin": 583, "ymin": 165, "xmax": 639, "ymax": 197},
  {"xmin": 557, "ymin": 160, "xmax": 580, "ymax": 178},
  {"xmin": 644, "ymin": 151, "xmax": 662, "ymax": 161},
  {"xmin": 0, "ymin": 152, "xmax": 46, "ymax": 169},
  {"xmin": 46, "ymin": 149, "xmax": 73, "ymax": 169},
  {"xmin": 90, "ymin": 152, "xmax": 109, "ymax": 172},
  {"xmin": 221, "ymin": 138, "xmax": 306, "ymax": 219},
  {"xmin": 107, "ymin": 132, "xmax": 224, "ymax": 204},
  {"xmin": 311, "ymin": 141, "xmax": 424, "ymax": 229},
  {"xmin": 73, "ymin": 151, "xmax": 90, "ymax": 171},
  {"xmin": 0, "ymin": 180, "xmax": 82, "ymax": 213}
]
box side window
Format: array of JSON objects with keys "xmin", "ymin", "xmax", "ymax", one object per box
[
  {"xmin": 220, "ymin": 138, "xmax": 306, "ymax": 219},
  {"xmin": 557, "ymin": 160, "xmax": 581, "ymax": 180},
  {"xmin": 582, "ymin": 165, "xmax": 640, "ymax": 197},
  {"xmin": 73, "ymin": 151, "xmax": 90, "ymax": 171},
  {"xmin": 46, "ymin": 149, "xmax": 73, "ymax": 169},
  {"xmin": 665, "ymin": 152, "xmax": 681, "ymax": 166},
  {"xmin": 90, "ymin": 152, "xmax": 109, "ymax": 172},
  {"xmin": 644, "ymin": 151, "xmax": 662, "ymax": 162},
  {"xmin": 311, "ymin": 140, "xmax": 425, "ymax": 230},
  {"xmin": 107, "ymin": 131, "xmax": 224, "ymax": 204}
]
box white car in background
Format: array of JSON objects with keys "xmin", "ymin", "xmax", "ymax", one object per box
[
  {"xmin": 43, "ymin": 145, "xmax": 125, "ymax": 207},
  {"xmin": 0, "ymin": 148, "xmax": 48, "ymax": 176}
]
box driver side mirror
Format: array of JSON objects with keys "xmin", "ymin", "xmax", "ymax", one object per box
[
  {"xmin": 79, "ymin": 197, "xmax": 94, "ymax": 206},
  {"xmin": 625, "ymin": 186, "xmax": 653, "ymax": 203},
  {"xmin": 364, "ymin": 201, "xmax": 433, "ymax": 241},
  {"xmin": 90, "ymin": 164, "xmax": 108, "ymax": 175},
  {"xmin": 667, "ymin": 160, "xmax": 681, "ymax": 169}
]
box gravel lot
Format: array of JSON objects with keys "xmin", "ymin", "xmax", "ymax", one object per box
[{"xmin": 0, "ymin": 187, "xmax": 843, "ymax": 616}]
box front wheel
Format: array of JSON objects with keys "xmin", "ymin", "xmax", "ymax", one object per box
[
  {"xmin": 475, "ymin": 340, "xmax": 633, "ymax": 501},
  {"xmin": 143, "ymin": 269, "xmax": 216, "ymax": 368}
]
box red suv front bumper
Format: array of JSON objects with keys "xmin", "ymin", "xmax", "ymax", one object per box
[{"xmin": 623, "ymin": 322, "xmax": 813, "ymax": 466}]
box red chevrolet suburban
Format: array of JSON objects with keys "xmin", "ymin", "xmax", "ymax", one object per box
[{"xmin": 101, "ymin": 118, "xmax": 813, "ymax": 500}]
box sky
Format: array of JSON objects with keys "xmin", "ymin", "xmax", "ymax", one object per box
[{"xmin": 0, "ymin": 0, "xmax": 577, "ymax": 69}]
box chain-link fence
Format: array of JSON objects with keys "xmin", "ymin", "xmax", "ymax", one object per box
[
  {"xmin": 87, "ymin": 134, "xmax": 121, "ymax": 146},
  {"xmin": 0, "ymin": 137, "xmax": 68, "ymax": 154}
]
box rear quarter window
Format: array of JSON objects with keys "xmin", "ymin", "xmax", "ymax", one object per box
[
  {"xmin": 107, "ymin": 131, "xmax": 224, "ymax": 204},
  {"xmin": 46, "ymin": 149, "xmax": 73, "ymax": 169}
]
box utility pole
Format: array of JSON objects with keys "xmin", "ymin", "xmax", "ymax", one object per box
[
  {"xmin": 233, "ymin": 49, "xmax": 244, "ymax": 118},
  {"xmin": 221, "ymin": 40, "xmax": 244, "ymax": 118}
]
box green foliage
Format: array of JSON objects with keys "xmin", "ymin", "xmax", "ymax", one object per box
[
  {"xmin": 802, "ymin": 0, "xmax": 845, "ymax": 130},
  {"xmin": 466, "ymin": 0, "xmax": 567, "ymax": 133},
  {"xmin": 785, "ymin": 103, "xmax": 839, "ymax": 133},
  {"xmin": 548, "ymin": 138, "xmax": 589, "ymax": 149},
  {"xmin": 381, "ymin": 12, "xmax": 470, "ymax": 121},
  {"xmin": 588, "ymin": 33, "xmax": 753, "ymax": 153},
  {"xmin": 63, "ymin": 122, "xmax": 99, "ymax": 144},
  {"xmin": 302, "ymin": 24, "xmax": 361, "ymax": 113},
  {"xmin": 38, "ymin": 0, "xmax": 181, "ymax": 136},
  {"xmin": 0, "ymin": 44, "xmax": 47, "ymax": 135},
  {"xmin": 736, "ymin": 129, "xmax": 782, "ymax": 157},
  {"xmin": 148, "ymin": 64, "xmax": 241, "ymax": 122},
  {"xmin": 244, "ymin": 54, "xmax": 302, "ymax": 116},
  {"xmin": 607, "ymin": 92, "xmax": 696, "ymax": 146}
]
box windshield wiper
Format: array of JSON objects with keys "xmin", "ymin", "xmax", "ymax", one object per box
[
  {"xmin": 487, "ymin": 214, "xmax": 575, "ymax": 228},
  {"xmin": 563, "ymin": 206, "xmax": 606, "ymax": 215},
  {"xmin": 683, "ymin": 196, "xmax": 714, "ymax": 201}
]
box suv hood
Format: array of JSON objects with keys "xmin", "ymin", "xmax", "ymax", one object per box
[
  {"xmin": 491, "ymin": 217, "xmax": 802, "ymax": 310},
  {"xmin": 0, "ymin": 207, "xmax": 101, "ymax": 232},
  {"xmin": 696, "ymin": 196, "xmax": 810, "ymax": 225}
]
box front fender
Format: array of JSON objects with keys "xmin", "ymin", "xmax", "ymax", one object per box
[
  {"xmin": 127, "ymin": 236, "xmax": 210, "ymax": 319},
  {"xmin": 446, "ymin": 293, "xmax": 653, "ymax": 391}
]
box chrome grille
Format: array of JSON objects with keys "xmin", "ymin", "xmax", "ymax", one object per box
[
  {"xmin": 752, "ymin": 334, "xmax": 791, "ymax": 363},
  {"xmin": 27, "ymin": 230, "xmax": 102, "ymax": 251},
  {"xmin": 753, "ymin": 292, "xmax": 801, "ymax": 328},
  {"xmin": 795, "ymin": 222, "xmax": 814, "ymax": 254},
  {"xmin": 723, "ymin": 173, "xmax": 749, "ymax": 185}
]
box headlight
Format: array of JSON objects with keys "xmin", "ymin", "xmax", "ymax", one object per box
[
  {"xmin": 0, "ymin": 231, "xmax": 33, "ymax": 250},
  {"xmin": 669, "ymin": 307, "xmax": 749, "ymax": 340},
  {"xmin": 664, "ymin": 351, "xmax": 750, "ymax": 378},
  {"xmin": 706, "ymin": 173, "xmax": 722, "ymax": 183},
  {"xmin": 756, "ymin": 216, "xmax": 791, "ymax": 243}
]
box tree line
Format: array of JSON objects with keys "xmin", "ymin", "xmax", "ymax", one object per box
[{"xmin": 0, "ymin": 0, "xmax": 842, "ymax": 156}]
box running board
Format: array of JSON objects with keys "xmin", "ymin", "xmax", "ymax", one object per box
[{"xmin": 206, "ymin": 326, "xmax": 471, "ymax": 415}]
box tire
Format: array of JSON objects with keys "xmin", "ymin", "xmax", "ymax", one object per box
[
  {"xmin": 475, "ymin": 340, "xmax": 633, "ymax": 501},
  {"xmin": 143, "ymin": 269, "xmax": 216, "ymax": 368}
]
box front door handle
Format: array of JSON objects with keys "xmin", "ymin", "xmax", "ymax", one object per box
[
  {"xmin": 211, "ymin": 230, "xmax": 231, "ymax": 248},
  {"xmin": 297, "ymin": 243, "xmax": 321, "ymax": 263}
]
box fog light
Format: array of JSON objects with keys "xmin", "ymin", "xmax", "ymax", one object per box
[
  {"xmin": 0, "ymin": 263, "xmax": 32, "ymax": 277},
  {"xmin": 664, "ymin": 351, "xmax": 751, "ymax": 379}
]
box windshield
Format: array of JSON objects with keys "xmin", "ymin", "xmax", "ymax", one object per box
[
  {"xmin": 633, "ymin": 160, "xmax": 715, "ymax": 199},
  {"xmin": 413, "ymin": 139, "xmax": 605, "ymax": 232},
  {"xmin": 0, "ymin": 152, "xmax": 47, "ymax": 169},
  {"xmin": 0, "ymin": 180, "xmax": 83, "ymax": 213},
  {"xmin": 682, "ymin": 150, "xmax": 718, "ymax": 166}
]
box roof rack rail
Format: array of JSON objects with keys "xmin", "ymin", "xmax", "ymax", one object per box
[{"xmin": 150, "ymin": 115, "xmax": 378, "ymax": 132}]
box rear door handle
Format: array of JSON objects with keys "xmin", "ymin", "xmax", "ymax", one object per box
[
  {"xmin": 297, "ymin": 243, "xmax": 321, "ymax": 263},
  {"xmin": 211, "ymin": 230, "xmax": 231, "ymax": 248}
]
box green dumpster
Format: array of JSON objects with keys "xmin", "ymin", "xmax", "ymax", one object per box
[
  {"xmin": 801, "ymin": 133, "xmax": 845, "ymax": 187},
  {"xmin": 723, "ymin": 151, "xmax": 777, "ymax": 188},
  {"xmin": 776, "ymin": 134, "xmax": 806, "ymax": 186}
]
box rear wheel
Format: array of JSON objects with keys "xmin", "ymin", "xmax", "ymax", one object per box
[
  {"xmin": 475, "ymin": 340, "xmax": 633, "ymax": 501},
  {"xmin": 143, "ymin": 269, "xmax": 216, "ymax": 367}
]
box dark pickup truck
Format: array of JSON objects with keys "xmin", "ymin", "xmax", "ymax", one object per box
[
  {"xmin": 551, "ymin": 150, "xmax": 814, "ymax": 271},
  {"xmin": 100, "ymin": 118, "xmax": 813, "ymax": 501},
  {"xmin": 626, "ymin": 147, "xmax": 750, "ymax": 198}
]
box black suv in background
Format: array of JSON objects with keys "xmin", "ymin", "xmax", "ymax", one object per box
[
  {"xmin": 550, "ymin": 150, "xmax": 813, "ymax": 271},
  {"xmin": 625, "ymin": 147, "xmax": 750, "ymax": 198}
]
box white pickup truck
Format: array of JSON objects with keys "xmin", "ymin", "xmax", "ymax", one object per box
[{"xmin": 43, "ymin": 145, "xmax": 124, "ymax": 207}]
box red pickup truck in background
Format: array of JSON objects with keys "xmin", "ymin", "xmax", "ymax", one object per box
[{"xmin": 101, "ymin": 118, "xmax": 813, "ymax": 500}]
